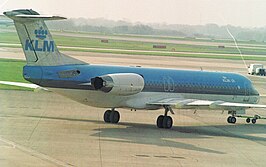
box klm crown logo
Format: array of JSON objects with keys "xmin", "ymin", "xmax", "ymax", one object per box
[{"xmin": 34, "ymin": 27, "xmax": 48, "ymax": 40}]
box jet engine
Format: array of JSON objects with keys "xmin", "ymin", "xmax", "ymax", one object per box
[{"xmin": 91, "ymin": 73, "xmax": 144, "ymax": 96}]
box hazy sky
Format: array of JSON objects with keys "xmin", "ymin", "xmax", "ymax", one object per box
[{"xmin": 1, "ymin": 0, "xmax": 266, "ymax": 27}]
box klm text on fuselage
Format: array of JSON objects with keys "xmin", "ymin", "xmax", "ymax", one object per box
[{"xmin": 25, "ymin": 39, "xmax": 55, "ymax": 52}]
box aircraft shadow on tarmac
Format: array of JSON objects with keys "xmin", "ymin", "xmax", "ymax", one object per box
[{"xmin": 20, "ymin": 115, "xmax": 266, "ymax": 155}]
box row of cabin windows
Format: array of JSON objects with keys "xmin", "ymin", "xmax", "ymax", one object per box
[{"xmin": 145, "ymin": 81, "xmax": 242, "ymax": 91}]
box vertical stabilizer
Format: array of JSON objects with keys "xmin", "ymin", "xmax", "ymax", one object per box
[{"xmin": 4, "ymin": 9, "xmax": 85, "ymax": 66}]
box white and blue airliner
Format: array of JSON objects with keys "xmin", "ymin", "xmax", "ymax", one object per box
[{"xmin": 2, "ymin": 9, "xmax": 266, "ymax": 129}]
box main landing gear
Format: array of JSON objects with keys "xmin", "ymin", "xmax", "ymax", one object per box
[
  {"xmin": 103, "ymin": 107, "xmax": 174, "ymax": 128},
  {"xmin": 227, "ymin": 110, "xmax": 239, "ymax": 124},
  {"xmin": 227, "ymin": 116, "xmax": 237, "ymax": 124},
  {"xmin": 157, "ymin": 106, "xmax": 174, "ymax": 129},
  {"xmin": 103, "ymin": 109, "xmax": 120, "ymax": 124}
]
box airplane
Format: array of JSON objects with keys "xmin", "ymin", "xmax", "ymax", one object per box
[{"xmin": 2, "ymin": 9, "xmax": 266, "ymax": 129}]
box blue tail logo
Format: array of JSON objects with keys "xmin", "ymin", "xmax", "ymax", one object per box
[
  {"xmin": 25, "ymin": 27, "xmax": 54, "ymax": 52},
  {"xmin": 35, "ymin": 27, "xmax": 47, "ymax": 40}
]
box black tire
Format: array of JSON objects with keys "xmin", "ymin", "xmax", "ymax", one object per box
[
  {"xmin": 252, "ymin": 118, "xmax": 257, "ymax": 124},
  {"xmin": 156, "ymin": 115, "xmax": 164, "ymax": 128},
  {"xmin": 163, "ymin": 116, "xmax": 173, "ymax": 129},
  {"xmin": 227, "ymin": 116, "xmax": 232, "ymax": 123},
  {"xmin": 104, "ymin": 110, "xmax": 111, "ymax": 123},
  {"xmin": 231, "ymin": 117, "xmax": 236, "ymax": 124},
  {"xmin": 246, "ymin": 118, "xmax": 251, "ymax": 123},
  {"xmin": 110, "ymin": 110, "xmax": 120, "ymax": 124}
]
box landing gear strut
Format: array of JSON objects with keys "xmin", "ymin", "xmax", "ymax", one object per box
[
  {"xmin": 156, "ymin": 106, "xmax": 174, "ymax": 129},
  {"xmin": 104, "ymin": 109, "xmax": 120, "ymax": 124}
]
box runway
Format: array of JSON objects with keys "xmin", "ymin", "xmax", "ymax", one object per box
[{"xmin": 1, "ymin": 49, "xmax": 266, "ymax": 166}]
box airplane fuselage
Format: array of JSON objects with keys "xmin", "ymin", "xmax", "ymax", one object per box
[{"xmin": 23, "ymin": 64, "xmax": 260, "ymax": 110}]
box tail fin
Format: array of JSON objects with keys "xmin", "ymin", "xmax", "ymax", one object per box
[{"xmin": 3, "ymin": 9, "xmax": 85, "ymax": 66}]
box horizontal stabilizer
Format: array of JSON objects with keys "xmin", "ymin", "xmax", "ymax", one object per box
[
  {"xmin": 3, "ymin": 9, "xmax": 66, "ymax": 22},
  {"xmin": 15, "ymin": 14, "xmax": 66, "ymax": 20}
]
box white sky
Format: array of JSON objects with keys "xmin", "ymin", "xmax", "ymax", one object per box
[{"xmin": 1, "ymin": 0, "xmax": 266, "ymax": 27}]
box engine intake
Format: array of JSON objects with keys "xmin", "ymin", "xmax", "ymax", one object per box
[{"xmin": 91, "ymin": 73, "xmax": 144, "ymax": 96}]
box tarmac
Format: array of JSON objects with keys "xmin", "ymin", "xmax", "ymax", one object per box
[{"xmin": 1, "ymin": 48, "xmax": 266, "ymax": 167}]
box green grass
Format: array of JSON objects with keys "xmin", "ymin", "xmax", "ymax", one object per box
[
  {"xmin": 2, "ymin": 31, "xmax": 266, "ymax": 57},
  {"xmin": 0, "ymin": 32, "xmax": 20, "ymax": 44},
  {"xmin": 0, "ymin": 59, "xmax": 32, "ymax": 91}
]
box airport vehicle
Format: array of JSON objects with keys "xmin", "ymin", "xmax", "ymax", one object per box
[
  {"xmin": 248, "ymin": 64, "xmax": 266, "ymax": 76},
  {"xmin": 256, "ymin": 68, "xmax": 266, "ymax": 76},
  {"xmin": 2, "ymin": 9, "xmax": 266, "ymax": 129}
]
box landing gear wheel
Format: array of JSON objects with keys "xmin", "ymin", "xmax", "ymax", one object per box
[
  {"xmin": 104, "ymin": 110, "xmax": 111, "ymax": 123},
  {"xmin": 104, "ymin": 110, "xmax": 120, "ymax": 124},
  {"xmin": 227, "ymin": 116, "xmax": 232, "ymax": 123},
  {"xmin": 230, "ymin": 117, "xmax": 236, "ymax": 124},
  {"xmin": 110, "ymin": 110, "xmax": 120, "ymax": 124},
  {"xmin": 227, "ymin": 116, "xmax": 236, "ymax": 124},
  {"xmin": 162, "ymin": 116, "xmax": 173, "ymax": 129},
  {"xmin": 156, "ymin": 115, "xmax": 164, "ymax": 128},
  {"xmin": 246, "ymin": 118, "xmax": 251, "ymax": 123},
  {"xmin": 252, "ymin": 118, "xmax": 257, "ymax": 124}
]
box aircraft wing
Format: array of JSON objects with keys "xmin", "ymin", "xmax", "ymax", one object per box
[
  {"xmin": 148, "ymin": 98, "xmax": 266, "ymax": 110},
  {"xmin": 0, "ymin": 81, "xmax": 48, "ymax": 91}
]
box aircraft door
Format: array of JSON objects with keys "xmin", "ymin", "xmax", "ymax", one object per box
[{"xmin": 163, "ymin": 76, "xmax": 174, "ymax": 92}]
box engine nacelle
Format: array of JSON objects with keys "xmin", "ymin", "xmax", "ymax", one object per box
[{"xmin": 91, "ymin": 73, "xmax": 144, "ymax": 96}]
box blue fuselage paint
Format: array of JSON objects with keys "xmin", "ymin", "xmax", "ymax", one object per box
[{"xmin": 23, "ymin": 64, "xmax": 259, "ymax": 97}]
